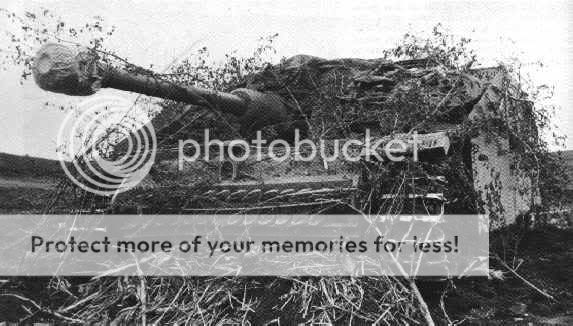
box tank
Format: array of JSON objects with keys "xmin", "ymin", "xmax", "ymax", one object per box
[{"xmin": 33, "ymin": 43, "xmax": 538, "ymax": 225}]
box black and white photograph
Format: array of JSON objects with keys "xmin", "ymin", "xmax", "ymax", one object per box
[{"xmin": 0, "ymin": 0, "xmax": 571, "ymax": 324}]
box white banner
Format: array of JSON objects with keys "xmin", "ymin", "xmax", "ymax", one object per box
[{"xmin": 0, "ymin": 214, "xmax": 489, "ymax": 277}]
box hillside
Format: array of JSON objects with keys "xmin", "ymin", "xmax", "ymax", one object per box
[
  {"xmin": 0, "ymin": 152, "xmax": 62, "ymax": 213},
  {"xmin": 0, "ymin": 152, "xmax": 63, "ymax": 178}
]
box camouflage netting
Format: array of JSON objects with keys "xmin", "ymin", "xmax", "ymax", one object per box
[
  {"xmin": 243, "ymin": 55, "xmax": 478, "ymax": 137},
  {"xmin": 151, "ymin": 54, "xmax": 495, "ymax": 142}
]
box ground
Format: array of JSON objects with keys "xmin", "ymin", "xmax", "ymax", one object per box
[
  {"xmin": 440, "ymin": 225, "xmax": 573, "ymax": 325},
  {"xmin": 0, "ymin": 153, "xmax": 571, "ymax": 324}
]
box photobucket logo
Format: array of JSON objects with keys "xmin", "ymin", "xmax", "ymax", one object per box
[
  {"xmin": 178, "ymin": 129, "xmax": 419, "ymax": 169},
  {"xmin": 57, "ymin": 95, "xmax": 156, "ymax": 196}
]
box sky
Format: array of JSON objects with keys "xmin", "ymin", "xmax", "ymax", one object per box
[{"xmin": 0, "ymin": 0, "xmax": 571, "ymax": 159}]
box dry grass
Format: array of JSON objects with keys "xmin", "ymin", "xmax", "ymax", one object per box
[{"xmin": 43, "ymin": 276, "xmax": 425, "ymax": 324}]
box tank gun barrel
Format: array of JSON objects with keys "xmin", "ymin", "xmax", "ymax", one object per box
[
  {"xmin": 32, "ymin": 43, "xmax": 290, "ymax": 128},
  {"xmin": 102, "ymin": 67, "xmax": 248, "ymax": 115}
]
